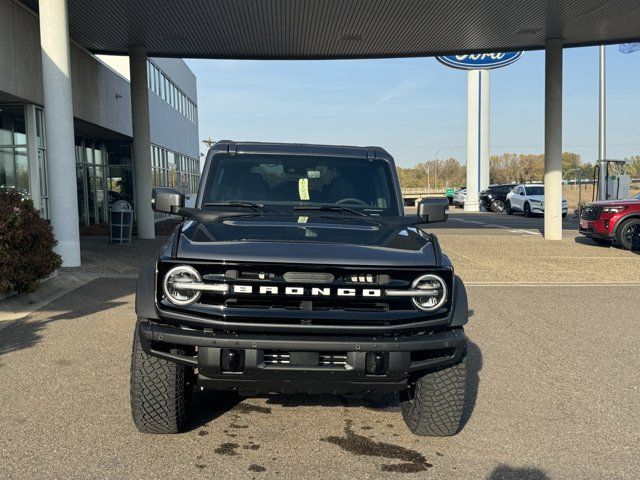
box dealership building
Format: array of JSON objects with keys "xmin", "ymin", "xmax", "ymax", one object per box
[{"xmin": 0, "ymin": 0, "xmax": 200, "ymax": 266}]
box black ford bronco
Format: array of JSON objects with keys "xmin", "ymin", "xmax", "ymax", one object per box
[{"xmin": 131, "ymin": 141, "xmax": 469, "ymax": 436}]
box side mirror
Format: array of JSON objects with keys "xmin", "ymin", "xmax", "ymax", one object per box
[
  {"xmin": 418, "ymin": 197, "xmax": 449, "ymax": 223},
  {"xmin": 152, "ymin": 187, "xmax": 184, "ymax": 214}
]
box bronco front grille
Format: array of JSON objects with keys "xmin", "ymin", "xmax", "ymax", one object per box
[
  {"xmin": 581, "ymin": 205, "xmax": 603, "ymax": 221},
  {"xmin": 157, "ymin": 262, "xmax": 453, "ymax": 328}
]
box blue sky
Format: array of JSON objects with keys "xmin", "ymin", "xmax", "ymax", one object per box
[{"xmin": 186, "ymin": 44, "xmax": 640, "ymax": 168}]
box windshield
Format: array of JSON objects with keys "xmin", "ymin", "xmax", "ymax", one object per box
[
  {"xmin": 203, "ymin": 154, "xmax": 399, "ymax": 216},
  {"xmin": 525, "ymin": 186, "xmax": 544, "ymax": 196}
]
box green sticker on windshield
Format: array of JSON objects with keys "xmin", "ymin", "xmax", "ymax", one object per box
[{"xmin": 298, "ymin": 178, "xmax": 310, "ymax": 200}]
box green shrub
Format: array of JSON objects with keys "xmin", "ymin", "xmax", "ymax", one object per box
[{"xmin": 0, "ymin": 191, "xmax": 62, "ymax": 293}]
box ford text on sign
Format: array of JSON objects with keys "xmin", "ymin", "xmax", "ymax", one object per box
[{"xmin": 436, "ymin": 52, "xmax": 523, "ymax": 70}]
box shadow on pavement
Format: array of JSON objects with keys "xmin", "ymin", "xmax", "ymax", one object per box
[
  {"xmin": 573, "ymin": 236, "xmax": 612, "ymax": 248},
  {"xmin": 461, "ymin": 338, "xmax": 482, "ymax": 430},
  {"xmin": 0, "ymin": 278, "xmax": 136, "ymax": 357},
  {"xmin": 187, "ymin": 390, "xmax": 242, "ymax": 430},
  {"xmin": 487, "ymin": 464, "xmax": 551, "ymax": 480}
]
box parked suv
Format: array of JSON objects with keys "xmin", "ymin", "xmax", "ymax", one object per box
[
  {"xmin": 453, "ymin": 187, "xmax": 466, "ymax": 208},
  {"xmin": 506, "ymin": 184, "xmax": 568, "ymax": 218},
  {"xmin": 579, "ymin": 192, "xmax": 640, "ymax": 250},
  {"xmin": 479, "ymin": 184, "xmax": 517, "ymax": 213},
  {"xmin": 131, "ymin": 141, "xmax": 470, "ymax": 437}
]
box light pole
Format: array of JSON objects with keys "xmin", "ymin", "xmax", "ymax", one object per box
[{"xmin": 434, "ymin": 151, "xmax": 439, "ymax": 193}]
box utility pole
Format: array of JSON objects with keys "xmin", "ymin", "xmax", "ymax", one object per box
[{"xmin": 202, "ymin": 137, "xmax": 215, "ymax": 150}]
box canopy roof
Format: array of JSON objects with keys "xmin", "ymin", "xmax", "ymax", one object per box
[{"xmin": 24, "ymin": 0, "xmax": 640, "ymax": 58}]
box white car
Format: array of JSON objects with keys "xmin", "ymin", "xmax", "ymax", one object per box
[
  {"xmin": 453, "ymin": 188, "xmax": 467, "ymax": 208},
  {"xmin": 505, "ymin": 184, "xmax": 568, "ymax": 218}
]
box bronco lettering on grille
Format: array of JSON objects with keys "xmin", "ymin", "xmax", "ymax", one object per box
[{"xmin": 233, "ymin": 285, "xmax": 382, "ymax": 297}]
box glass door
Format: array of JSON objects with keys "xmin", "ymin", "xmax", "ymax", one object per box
[{"xmin": 76, "ymin": 163, "xmax": 88, "ymax": 227}]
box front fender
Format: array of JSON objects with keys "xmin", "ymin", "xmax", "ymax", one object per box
[
  {"xmin": 135, "ymin": 264, "xmax": 159, "ymax": 320},
  {"xmin": 450, "ymin": 275, "xmax": 469, "ymax": 327}
]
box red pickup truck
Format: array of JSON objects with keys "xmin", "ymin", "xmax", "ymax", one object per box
[{"xmin": 579, "ymin": 193, "xmax": 640, "ymax": 250}]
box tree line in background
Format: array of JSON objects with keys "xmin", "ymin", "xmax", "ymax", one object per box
[{"xmin": 397, "ymin": 153, "xmax": 640, "ymax": 189}]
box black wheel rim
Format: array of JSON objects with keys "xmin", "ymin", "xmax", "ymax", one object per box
[{"xmin": 623, "ymin": 223, "xmax": 640, "ymax": 249}]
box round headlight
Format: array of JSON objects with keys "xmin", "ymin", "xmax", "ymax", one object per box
[
  {"xmin": 162, "ymin": 265, "xmax": 202, "ymax": 306},
  {"xmin": 411, "ymin": 274, "xmax": 447, "ymax": 312}
]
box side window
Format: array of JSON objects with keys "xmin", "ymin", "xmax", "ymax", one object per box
[{"xmin": 521, "ymin": 187, "xmax": 527, "ymax": 196}]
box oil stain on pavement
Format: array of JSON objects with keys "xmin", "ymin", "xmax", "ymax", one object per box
[
  {"xmin": 214, "ymin": 443, "xmax": 240, "ymax": 456},
  {"xmin": 320, "ymin": 419, "xmax": 432, "ymax": 473}
]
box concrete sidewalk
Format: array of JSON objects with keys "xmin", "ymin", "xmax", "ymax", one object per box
[{"xmin": 0, "ymin": 235, "xmax": 166, "ymax": 325}]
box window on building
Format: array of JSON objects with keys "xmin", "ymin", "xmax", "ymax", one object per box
[
  {"xmin": 146, "ymin": 60, "xmax": 198, "ymax": 125},
  {"xmin": 150, "ymin": 144, "xmax": 200, "ymax": 196},
  {"xmin": 0, "ymin": 105, "xmax": 30, "ymax": 200}
]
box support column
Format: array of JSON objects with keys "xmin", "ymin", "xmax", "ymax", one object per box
[
  {"xmin": 480, "ymin": 70, "xmax": 490, "ymax": 192},
  {"xmin": 39, "ymin": 0, "xmax": 81, "ymax": 266},
  {"xmin": 465, "ymin": 70, "xmax": 490, "ymax": 211},
  {"xmin": 129, "ymin": 46, "xmax": 155, "ymax": 239},
  {"xmin": 544, "ymin": 38, "xmax": 564, "ymax": 240}
]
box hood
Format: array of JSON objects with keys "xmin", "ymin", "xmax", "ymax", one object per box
[
  {"xmin": 527, "ymin": 195, "xmax": 567, "ymax": 203},
  {"xmin": 589, "ymin": 198, "xmax": 640, "ymax": 206},
  {"xmin": 173, "ymin": 213, "xmax": 442, "ymax": 267}
]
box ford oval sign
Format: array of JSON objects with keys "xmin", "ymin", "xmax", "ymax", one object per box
[{"xmin": 436, "ymin": 52, "xmax": 523, "ymax": 70}]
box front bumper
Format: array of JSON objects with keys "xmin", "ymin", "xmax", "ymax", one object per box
[
  {"xmin": 531, "ymin": 205, "xmax": 569, "ymax": 214},
  {"xmin": 579, "ymin": 218, "xmax": 615, "ymax": 240},
  {"xmin": 579, "ymin": 226, "xmax": 614, "ymax": 240},
  {"xmin": 139, "ymin": 320, "xmax": 466, "ymax": 394},
  {"xmin": 479, "ymin": 196, "xmax": 491, "ymax": 208}
]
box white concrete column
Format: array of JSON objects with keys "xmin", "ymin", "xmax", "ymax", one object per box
[
  {"xmin": 39, "ymin": 0, "xmax": 81, "ymax": 266},
  {"xmin": 480, "ymin": 70, "xmax": 490, "ymax": 192},
  {"xmin": 129, "ymin": 46, "xmax": 155, "ymax": 239},
  {"xmin": 544, "ymin": 38, "xmax": 564, "ymax": 240},
  {"xmin": 465, "ymin": 70, "xmax": 489, "ymax": 211}
]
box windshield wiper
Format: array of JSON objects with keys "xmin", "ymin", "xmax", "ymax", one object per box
[
  {"xmin": 293, "ymin": 205, "xmax": 366, "ymax": 216},
  {"xmin": 203, "ymin": 201, "xmax": 273, "ymax": 212}
]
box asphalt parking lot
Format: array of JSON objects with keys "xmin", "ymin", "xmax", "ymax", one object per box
[
  {"xmin": 408, "ymin": 207, "xmax": 581, "ymax": 237},
  {"xmin": 1, "ymin": 216, "xmax": 639, "ymax": 479}
]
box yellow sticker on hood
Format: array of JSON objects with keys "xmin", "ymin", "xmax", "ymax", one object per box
[{"xmin": 298, "ymin": 178, "xmax": 310, "ymax": 200}]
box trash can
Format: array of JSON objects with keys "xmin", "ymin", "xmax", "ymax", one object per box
[{"xmin": 109, "ymin": 200, "xmax": 133, "ymax": 244}]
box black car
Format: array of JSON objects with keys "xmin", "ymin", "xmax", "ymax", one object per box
[
  {"xmin": 131, "ymin": 141, "xmax": 470, "ymax": 437},
  {"xmin": 479, "ymin": 183, "xmax": 518, "ymax": 213}
]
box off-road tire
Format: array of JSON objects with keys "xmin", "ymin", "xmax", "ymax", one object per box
[
  {"xmin": 401, "ymin": 355, "xmax": 467, "ymax": 436},
  {"xmin": 616, "ymin": 218, "xmax": 640, "ymax": 251},
  {"xmin": 130, "ymin": 319, "xmax": 191, "ymax": 434},
  {"xmin": 490, "ymin": 199, "xmax": 505, "ymax": 213},
  {"xmin": 505, "ymin": 201, "xmax": 513, "ymax": 215}
]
